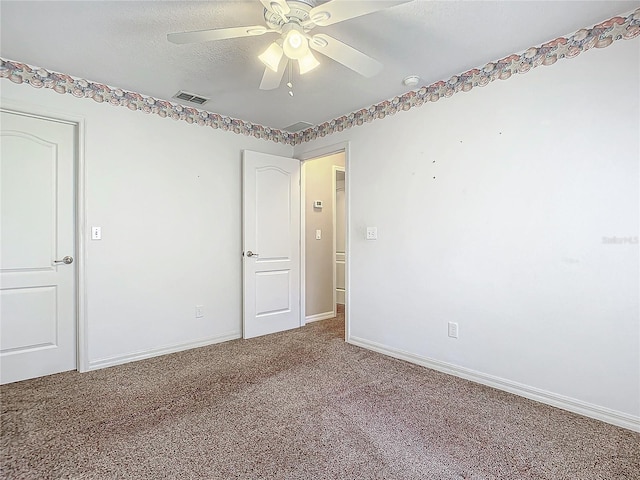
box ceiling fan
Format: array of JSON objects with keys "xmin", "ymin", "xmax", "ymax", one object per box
[{"xmin": 168, "ymin": 0, "xmax": 411, "ymax": 90}]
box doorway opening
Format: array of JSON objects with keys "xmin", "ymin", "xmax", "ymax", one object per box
[{"xmin": 300, "ymin": 148, "xmax": 347, "ymax": 336}]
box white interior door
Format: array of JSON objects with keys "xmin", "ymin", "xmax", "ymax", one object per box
[
  {"xmin": 243, "ymin": 150, "xmax": 300, "ymax": 339},
  {"xmin": 1, "ymin": 110, "xmax": 77, "ymax": 384}
]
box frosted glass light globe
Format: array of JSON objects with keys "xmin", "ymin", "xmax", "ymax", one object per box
[{"xmin": 283, "ymin": 30, "xmax": 309, "ymax": 60}]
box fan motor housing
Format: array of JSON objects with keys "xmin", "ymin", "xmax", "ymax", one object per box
[{"xmin": 264, "ymin": 0, "xmax": 317, "ymax": 30}]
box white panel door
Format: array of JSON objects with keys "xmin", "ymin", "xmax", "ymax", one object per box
[
  {"xmin": 243, "ymin": 150, "xmax": 300, "ymax": 339},
  {"xmin": 1, "ymin": 110, "xmax": 77, "ymax": 384}
]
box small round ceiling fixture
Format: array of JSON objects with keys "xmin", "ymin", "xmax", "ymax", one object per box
[{"xmin": 403, "ymin": 75, "xmax": 420, "ymax": 87}]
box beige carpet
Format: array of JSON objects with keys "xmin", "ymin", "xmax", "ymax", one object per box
[{"xmin": 2, "ymin": 315, "xmax": 639, "ymax": 479}]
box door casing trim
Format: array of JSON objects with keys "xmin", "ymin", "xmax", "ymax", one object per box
[
  {"xmin": 296, "ymin": 141, "xmax": 350, "ymax": 341},
  {"xmin": 332, "ymin": 165, "xmax": 346, "ymax": 314}
]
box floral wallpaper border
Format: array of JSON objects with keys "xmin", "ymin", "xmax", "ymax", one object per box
[
  {"xmin": 0, "ymin": 63, "xmax": 296, "ymax": 144},
  {"xmin": 295, "ymin": 8, "xmax": 640, "ymax": 144},
  {"xmin": 1, "ymin": 8, "xmax": 638, "ymax": 146}
]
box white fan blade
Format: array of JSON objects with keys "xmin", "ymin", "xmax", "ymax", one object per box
[
  {"xmin": 168, "ymin": 25, "xmax": 271, "ymax": 44},
  {"xmin": 309, "ymin": 0, "xmax": 412, "ymax": 27},
  {"xmin": 259, "ymin": 59, "xmax": 287, "ymax": 90},
  {"xmin": 259, "ymin": 0, "xmax": 290, "ymax": 16},
  {"xmin": 309, "ymin": 34, "xmax": 382, "ymax": 77}
]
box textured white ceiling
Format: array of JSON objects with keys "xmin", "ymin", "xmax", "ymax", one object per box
[{"xmin": 1, "ymin": 0, "xmax": 636, "ymax": 130}]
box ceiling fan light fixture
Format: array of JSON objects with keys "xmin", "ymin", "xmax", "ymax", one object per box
[
  {"xmin": 258, "ymin": 42, "xmax": 284, "ymax": 72},
  {"xmin": 168, "ymin": 0, "xmax": 404, "ymax": 91},
  {"xmin": 298, "ymin": 51, "xmax": 320, "ymax": 75},
  {"xmin": 283, "ymin": 29, "xmax": 309, "ymax": 60}
]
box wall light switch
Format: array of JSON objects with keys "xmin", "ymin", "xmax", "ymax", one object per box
[
  {"xmin": 91, "ymin": 227, "xmax": 102, "ymax": 240},
  {"xmin": 315, "ymin": 229, "xmax": 322, "ymax": 240},
  {"xmin": 366, "ymin": 227, "xmax": 377, "ymax": 240},
  {"xmin": 448, "ymin": 322, "xmax": 459, "ymax": 338},
  {"xmin": 195, "ymin": 305, "xmax": 204, "ymax": 318}
]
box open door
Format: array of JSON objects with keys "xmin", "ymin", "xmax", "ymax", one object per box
[
  {"xmin": 1, "ymin": 110, "xmax": 77, "ymax": 383},
  {"xmin": 242, "ymin": 150, "xmax": 301, "ymax": 339}
]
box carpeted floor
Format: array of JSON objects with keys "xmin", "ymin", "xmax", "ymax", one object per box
[{"xmin": 1, "ymin": 315, "xmax": 639, "ymax": 479}]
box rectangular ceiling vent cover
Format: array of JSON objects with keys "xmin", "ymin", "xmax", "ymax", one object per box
[
  {"xmin": 173, "ymin": 91, "xmax": 209, "ymax": 105},
  {"xmin": 283, "ymin": 121, "xmax": 313, "ymax": 132}
]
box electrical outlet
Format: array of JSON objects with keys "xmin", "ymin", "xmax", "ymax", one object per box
[
  {"xmin": 448, "ymin": 322, "xmax": 459, "ymax": 338},
  {"xmin": 91, "ymin": 226, "xmax": 102, "ymax": 240},
  {"xmin": 195, "ymin": 305, "xmax": 204, "ymax": 318},
  {"xmin": 315, "ymin": 229, "xmax": 322, "ymax": 240}
]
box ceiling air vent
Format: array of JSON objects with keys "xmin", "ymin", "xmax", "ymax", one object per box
[
  {"xmin": 282, "ymin": 121, "xmax": 313, "ymax": 132},
  {"xmin": 173, "ymin": 90, "xmax": 209, "ymax": 105}
]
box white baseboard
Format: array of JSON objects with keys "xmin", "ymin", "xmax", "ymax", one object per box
[
  {"xmin": 305, "ymin": 310, "xmax": 336, "ymax": 323},
  {"xmin": 88, "ymin": 331, "xmax": 241, "ymax": 371},
  {"xmin": 348, "ymin": 335, "xmax": 640, "ymax": 433}
]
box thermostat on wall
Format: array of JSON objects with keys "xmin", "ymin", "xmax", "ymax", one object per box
[{"xmin": 313, "ymin": 200, "xmax": 323, "ymax": 209}]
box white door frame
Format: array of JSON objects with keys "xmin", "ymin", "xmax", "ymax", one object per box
[
  {"xmin": 297, "ymin": 141, "xmax": 350, "ymax": 340},
  {"xmin": 332, "ymin": 165, "xmax": 346, "ymax": 311},
  {"xmin": 1, "ymin": 101, "xmax": 88, "ymax": 373}
]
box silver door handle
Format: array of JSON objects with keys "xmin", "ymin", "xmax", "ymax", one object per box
[
  {"xmin": 54, "ymin": 256, "xmax": 74, "ymax": 265},
  {"xmin": 246, "ymin": 251, "xmax": 259, "ymax": 258}
]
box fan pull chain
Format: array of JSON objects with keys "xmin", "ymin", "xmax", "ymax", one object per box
[{"xmin": 287, "ymin": 61, "xmax": 294, "ymax": 97}]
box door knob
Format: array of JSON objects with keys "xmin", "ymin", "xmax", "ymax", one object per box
[
  {"xmin": 54, "ymin": 256, "xmax": 74, "ymax": 265},
  {"xmin": 246, "ymin": 251, "xmax": 259, "ymax": 257}
]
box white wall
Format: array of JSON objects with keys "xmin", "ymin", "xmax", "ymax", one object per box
[
  {"xmin": 1, "ymin": 81, "xmax": 292, "ymax": 368},
  {"xmin": 295, "ymin": 39, "xmax": 639, "ymax": 428}
]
